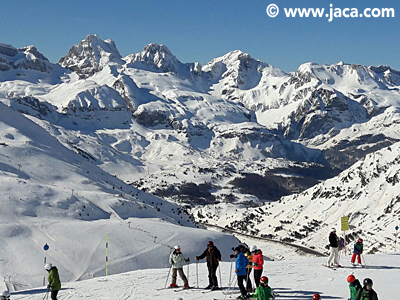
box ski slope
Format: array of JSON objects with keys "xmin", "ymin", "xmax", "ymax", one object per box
[
  {"xmin": 0, "ymin": 102, "xmax": 239, "ymax": 289},
  {"xmin": 9, "ymin": 253, "xmax": 400, "ymax": 300}
]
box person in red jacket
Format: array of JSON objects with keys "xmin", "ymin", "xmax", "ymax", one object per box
[{"xmin": 251, "ymin": 245, "xmax": 264, "ymax": 287}]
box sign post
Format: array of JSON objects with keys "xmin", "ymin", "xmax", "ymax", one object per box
[
  {"xmin": 341, "ymin": 216, "xmax": 349, "ymax": 255},
  {"xmin": 43, "ymin": 243, "xmax": 49, "ymax": 286}
]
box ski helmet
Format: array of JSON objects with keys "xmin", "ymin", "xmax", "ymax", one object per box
[
  {"xmin": 312, "ymin": 294, "xmax": 321, "ymax": 300},
  {"xmin": 331, "ymin": 228, "xmax": 336, "ymax": 232},
  {"xmin": 45, "ymin": 263, "xmax": 52, "ymax": 271},
  {"xmin": 207, "ymin": 241, "xmax": 213, "ymax": 247},
  {"xmin": 358, "ymin": 238, "xmax": 363, "ymax": 243},
  {"xmin": 174, "ymin": 245, "xmax": 180, "ymax": 250},
  {"xmin": 250, "ymin": 245, "xmax": 258, "ymax": 252},
  {"xmin": 260, "ymin": 276, "xmax": 268, "ymax": 284},
  {"xmin": 347, "ymin": 275, "xmax": 356, "ymax": 283},
  {"xmin": 363, "ymin": 278, "xmax": 373, "ymax": 287}
]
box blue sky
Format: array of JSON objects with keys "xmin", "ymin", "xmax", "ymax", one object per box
[{"xmin": 0, "ymin": 0, "xmax": 399, "ymax": 72}]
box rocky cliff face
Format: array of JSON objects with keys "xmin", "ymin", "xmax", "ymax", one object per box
[
  {"xmin": 59, "ymin": 34, "xmax": 123, "ymax": 78},
  {"xmin": 0, "ymin": 43, "xmax": 53, "ymax": 73}
]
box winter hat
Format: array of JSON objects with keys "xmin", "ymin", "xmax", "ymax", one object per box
[
  {"xmin": 250, "ymin": 245, "xmax": 258, "ymax": 252},
  {"xmin": 174, "ymin": 245, "xmax": 180, "ymax": 250},
  {"xmin": 45, "ymin": 263, "xmax": 52, "ymax": 271},
  {"xmin": 234, "ymin": 247, "xmax": 241, "ymax": 252}
]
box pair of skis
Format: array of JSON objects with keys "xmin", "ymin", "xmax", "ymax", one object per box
[{"xmin": 322, "ymin": 264, "xmax": 366, "ymax": 270}]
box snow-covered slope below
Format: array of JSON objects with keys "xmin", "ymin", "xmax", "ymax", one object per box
[
  {"xmin": 194, "ymin": 142, "xmax": 400, "ymax": 254},
  {"xmin": 10, "ymin": 253, "xmax": 400, "ymax": 300},
  {"xmin": 0, "ymin": 102, "xmax": 239, "ymax": 289}
]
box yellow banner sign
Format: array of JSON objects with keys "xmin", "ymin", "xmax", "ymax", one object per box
[{"xmin": 341, "ymin": 216, "xmax": 349, "ymax": 231}]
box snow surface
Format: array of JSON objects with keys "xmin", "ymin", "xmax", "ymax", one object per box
[{"xmin": 8, "ymin": 253, "xmax": 400, "ymax": 299}]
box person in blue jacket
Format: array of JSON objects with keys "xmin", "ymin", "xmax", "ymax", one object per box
[{"xmin": 235, "ymin": 246, "xmax": 250, "ymax": 299}]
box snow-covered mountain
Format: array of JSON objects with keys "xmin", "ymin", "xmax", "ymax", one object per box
[
  {"xmin": 1, "ymin": 33, "xmax": 400, "ymax": 279},
  {"xmin": 194, "ymin": 141, "xmax": 400, "ymax": 255},
  {"xmin": 59, "ymin": 34, "xmax": 123, "ymax": 78}
]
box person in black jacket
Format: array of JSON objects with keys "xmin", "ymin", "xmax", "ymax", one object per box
[
  {"xmin": 326, "ymin": 228, "xmax": 340, "ymax": 267},
  {"xmin": 195, "ymin": 241, "xmax": 222, "ymax": 290}
]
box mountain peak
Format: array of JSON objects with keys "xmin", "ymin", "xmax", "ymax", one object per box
[
  {"xmin": 126, "ymin": 43, "xmax": 184, "ymax": 73},
  {"xmin": 141, "ymin": 43, "xmax": 174, "ymax": 56},
  {"xmin": 59, "ymin": 34, "xmax": 122, "ymax": 78}
]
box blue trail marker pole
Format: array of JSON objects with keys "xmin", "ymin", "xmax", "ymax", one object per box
[{"xmin": 43, "ymin": 244, "xmax": 49, "ymax": 286}]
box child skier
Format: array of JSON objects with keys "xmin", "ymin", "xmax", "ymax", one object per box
[
  {"xmin": 0, "ymin": 291, "xmax": 10, "ymax": 300},
  {"xmin": 351, "ymin": 238, "xmax": 363, "ymax": 266},
  {"xmin": 250, "ymin": 276, "xmax": 274, "ymax": 300},
  {"xmin": 169, "ymin": 245, "xmax": 190, "ymax": 288},
  {"xmin": 354, "ymin": 278, "xmax": 378, "ymax": 300},
  {"xmin": 45, "ymin": 263, "xmax": 61, "ymax": 300},
  {"xmin": 347, "ymin": 275, "xmax": 362, "ymax": 300}
]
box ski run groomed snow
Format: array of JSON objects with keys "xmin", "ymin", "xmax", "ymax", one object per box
[{"xmin": 8, "ymin": 253, "xmax": 400, "ymax": 300}]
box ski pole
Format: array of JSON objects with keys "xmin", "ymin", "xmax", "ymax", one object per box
[
  {"xmin": 187, "ymin": 262, "xmax": 190, "ymax": 285},
  {"xmin": 228, "ymin": 257, "xmax": 233, "ymax": 291},
  {"xmin": 43, "ymin": 289, "xmax": 49, "ymax": 300},
  {"xmin": 164, "ymin": 265, "xmax": 172, "ymax": 289},
  {"xmin": 361, "ymin": 254, "xmax": 367, "ymax": 268},
  {"xmin": 196, "ymin": 260, "xmax": 198, "ymax": 288},
  {"xmin": 225, "ymin": 275, "xmax": 237, "ymax": 299},
  {"xmin": 218, "ymin": 264, "xmax": 222, "ymax": 288}
]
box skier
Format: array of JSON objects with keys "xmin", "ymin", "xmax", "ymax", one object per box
[
  {"xmin": 347, "ymin": 275, "xmax": 362, "ymax": 300},
  {"xmin": 196, "ymin": 241, "xmax": 221, "ymax": 290},
  {"xmin": 45, "ymin": 263, "xmax": 61, "ymax": 300},
  {"xmin": 351, "ymin": 238, "xmax": 363, "ymax": 266},
  {"xmin": 313, "ymin": 294, "xmax": 321, "ymax": 300},
  {"xmin": 235, "ymin": 246, "xmax": 249, "ymax": 299},
  {"xmin": 326, "ymin": 228, "xmax": 340, "ymax": 267},
  {"xmin": 0, "ymin": 291, "xmax": 10, "ymax": 300},
  {"xmin": 249, "ymin": 276, "xmax": 274, "ymax": 300},
  {"xmin": 243, "ymin": 245, "xmax": 253, "ymax": 292},
  {"xmin": 354, "ymin": 278, "xmax": 378, "ymax": 300},
  {"xmin": 251, "ymin": 245, "xmax": 264, "ymax": 287},
  {"xmin": 169, "ymin": 245, "xmax": 190, "ymax": 288}
]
